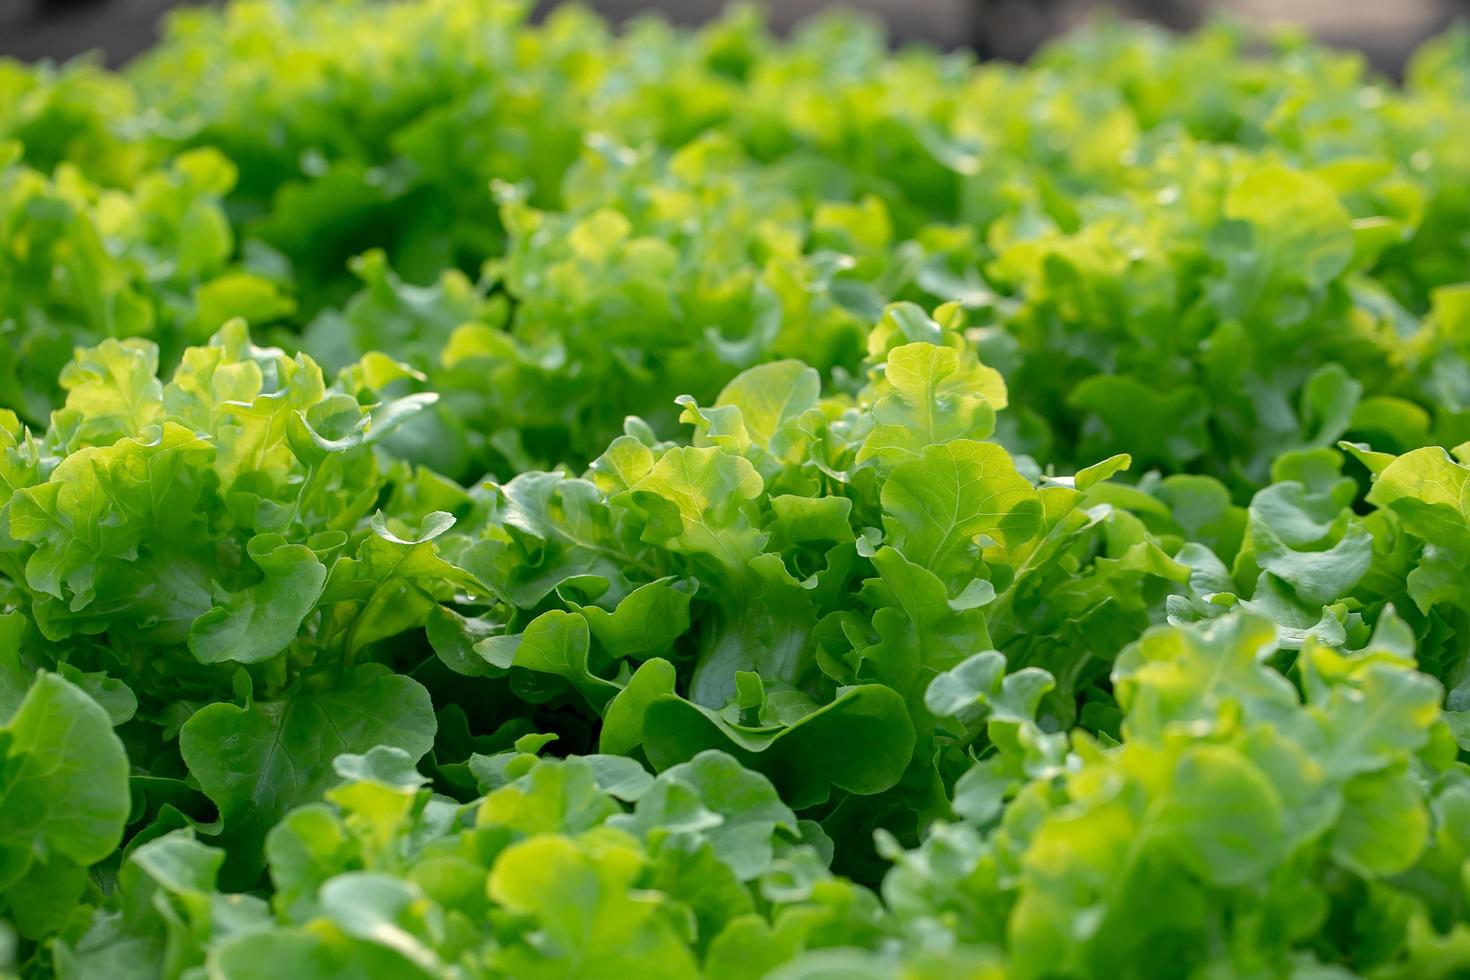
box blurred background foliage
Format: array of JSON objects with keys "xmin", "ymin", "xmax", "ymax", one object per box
[{"xmin": 3, "ymin": 0, "xmax": 1468, "ymax": 74}]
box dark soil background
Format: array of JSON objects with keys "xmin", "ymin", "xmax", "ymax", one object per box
[{"xmin": 0, "ymin": 0, "xmax": 1466, "ymax": 74}]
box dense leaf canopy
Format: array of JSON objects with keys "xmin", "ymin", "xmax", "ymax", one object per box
[{"xmin": 0, "ymin": 2, "xmax": 1468, "ymax": 977}]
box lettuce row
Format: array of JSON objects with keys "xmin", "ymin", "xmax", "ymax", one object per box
[
  {"xmin": 0, "ymin": 304, "xmax": 1462, "ymax": 975},
  {"xmin": 27, "ymin": 613, "xmax": 1468, "ymax": 980},
  {"xmin": 0, "ymin": 4, "xmax": 1468, "ymax": 485},
  {"xmin": 0, "ymin": 3, "xmax": 1463, "ymax": 976}
]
